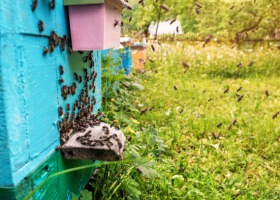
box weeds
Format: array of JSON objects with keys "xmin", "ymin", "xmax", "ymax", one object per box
[{"xmin": 80, "ymin": 41, "xmax": 280, "ymax": 199}]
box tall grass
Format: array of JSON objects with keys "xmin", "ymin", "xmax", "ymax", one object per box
[{"xmin": 82, "ymin": 41, "xmax": 280, "ymax": 199}]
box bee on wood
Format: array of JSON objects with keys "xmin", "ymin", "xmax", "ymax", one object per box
[
  {"xmin": 224, "ymin": 88, "xmax": 229, "ymax": 94},
  {"xmin": 216, "ymin": 123, "xmax": 222, "ymax": 128},
  {"xmin": 66, "ymin": 104, "xmax": 70, "ymax": 111},
  {"xmin": 38, "ymin": 20, "xmax": 44, "ymax": 32},
  {"xmin": 49, "ymin": 0, "xmax": 55, "ymax": 9},
  {"xmin": 31, "ymin": 0, "xmax": 38, "ymax": 11},
  {"xmin": 58, "ymin": 78, "xmax": 64, "ymax": 84},
  {"xmin": 84, "ymin": 130, "xmax": 92, "ymax": 138},
  {"xmin": 114, "ymin": 19, "xmax": 119, "ymax": 28},
  {"xmin": 74, "ymin": 72, "xmax": 79, "ymax": 81},
  {"xmin": 43, "ymin": 47, "xmax": 49, "ymax": 55},
  {"xmin": 58, "ymin": 107, "xmax": 63, "ymax": 116},
  {"xmin": 272, "ymin": 111, "xmax": 279, "ymax": 119},
  {"xmin": 236, "ymin": 87, "xmax": 242, "ymax": 92},
  {"xmin": 102, "ymin": 126, "xmax": 109, "ymax": 135},
  {"xmin": 59, "ymin": 65, "xmax": 64, "ymax": 75},
  {"xmin": 83, "ymin": 56, "xmax": 88, "ymax": 63}
]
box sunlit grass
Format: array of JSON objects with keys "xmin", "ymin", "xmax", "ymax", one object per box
[{"xmin": 82, "ymin": 41, "xmax": 280, "ymax": 199}]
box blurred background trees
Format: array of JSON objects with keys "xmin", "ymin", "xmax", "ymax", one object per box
[{"xmin": 122, "ymin": 0, "xmax": 280, "ymax": 40}]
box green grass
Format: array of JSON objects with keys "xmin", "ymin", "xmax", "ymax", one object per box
[{"xmin": 82, "ymin": 41, "xmax": 280, "ymax": 199}]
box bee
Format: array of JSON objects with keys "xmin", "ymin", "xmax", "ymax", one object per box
[
  {"xmin": 114, "ymin": 19, "xmax": 119, "ymax": 28},
  {"xmin": 74, "ymin": 72, "xmax": 79, "ymax": 81},
  {"xmin": 265, "ymin": 90, "xmax": 269, "ymax": 97},
  {"xmin": 90, "ymin": 60, "xmax": 94, "ymax": 68},
  {"xmin": 138, "ymin": 0, "xmax": 144, "ymax": 6},
  {"xmin": 196, "ymin": 8, "xmax": 200, "ymax": 14},
  {"xmin": 236, "ymin": 87, "xmax": 242, "ymax": 92},
  {"xmin": 102, "ymin": 126, "xmax": 109, "ymax": 134},
  {"xmin": 79, "ymin": 76, "xmax": 82, "ymax": 83},
  {"xmin": 212, "ymin": 132, "xmax": 220, "ymax": 139},
  {"xmin": 49, "ymin": 0, "xmax": 55, "ymax": 9},
  {"xmin": 179, "ymin": 109, "xmax": 184, "ymax": 114},
  {"xmin": 149, "ymin": 106, "xmax": 154, "ymax": 111},
  {"xmin": 170, "ymin": 18, "xmax": 176, "ymax": 25},
  {"xmin": 38, "ymin": 20, "xmax": 44, "ymax": 32},
  {"xmin": 59, "ymin": 65, "xmax": 64, "ymax": 75},
  {"xmin": 202, "ymin": 90, "xmax": 206, "ymax": 93},
  {"xmin": 196, "ymin": 3, "xmax": 203, "ymax": 8},
  {"xmin": 140, "ymin": 108, "xmax": 148, "ymax": 115},
  {"xmin": 224, "ymin": 88, "xmax": 229, "ymax": 94},
  {"xmin": 248, "ymin": 61, "xmax": 254, "ymax": 67},
  {"xmin": 216, "ymin": 10, "xmax": 220, "ymax": 14},
  {"xmin": 237, "ymin": 95, "xmax": 244, "ymax": 102},
  {"xmin": 230, "ymin": 5, "xmax": 235, "ymax": 9},
  {"xmin": 151, "ymin": 44, "xmax": 155, "ymax": 51},
  {"xmin": 43, "ymin": 47, "xmax": 49, "ymax": 55},
  {"xmin": 208, "ymin": 98, "xmax": 212, "ymax": 102},
  {"xmin": 216, "ymin": 123, "xmax": 222, "ymax": 128},
  {"xmin": 173, "ymin": 85, "xmax": 178, "ymax": 90},
  {"xmin": 58, "ymin": 107, "xmax": 63, "ymax": 116},
  {"xmin": 237, "ymin": 63, "xmax": 242, "ymax": 68},
  {"xmin": 272, "ymin": 111, "xmax": 279, "ymax": 119},
  {"xmin": 176, "ymin": 26, "xmax": 179, "ymax": 33},
  {"xmin": 228, "ymin": 21, "xmax": 233, "ymax": 26},
  {"xmin": 231, "ymin": 46, "xmax": 235, "ymax": 49},
  {"xmin": 84, "ymin": 130, "xmax": 92, "ymax": 137},
  {"xmin": 182, "ymin": 62, "xmax": 189, "ymax": 69},
  {"xmin": 129, "ymin": 16, "xmax": 132, "ymax": 22},
  {"xmin": 160, "ymin": 4, "xmax": 169, "ymax": 12},
  {"xmin": 31, "ymin": 0, "xmax": 38, "ymax": 12},
  {"xmin": 83, "ymin": 56, "xmax": 88, "ymax": 63},
  {"xmin": 66, "ymin": 104, "xmax": 70, "ymax": 111},
  {"xmin": 228, "ymin": 119, "xmax": 237, "ymax": 130},
  {"xmin": 58, "ymin": 78, "xmax": 64, "ymax": 84}
]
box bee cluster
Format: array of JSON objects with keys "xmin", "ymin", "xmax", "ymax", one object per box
[{"xmin": 57, "ymin": 51, "xmax": 103, "ymax": 145}]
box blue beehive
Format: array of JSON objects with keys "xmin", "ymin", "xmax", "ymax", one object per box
[{"xmin": 0, "ymin": 0, "xmax": 127, "ymax": 199}]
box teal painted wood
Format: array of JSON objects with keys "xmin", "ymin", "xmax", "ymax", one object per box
[{"xmin": 0, "ymin": 0, "xmax": 102, "ymax": 196}]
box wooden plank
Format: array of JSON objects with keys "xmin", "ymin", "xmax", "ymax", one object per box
[{"xmin": 62, "ymin": 122, "xmax": 125, "ymax": 161}]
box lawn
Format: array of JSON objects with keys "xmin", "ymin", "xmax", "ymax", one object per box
[{"xmin": 82, "ymin": 41, "xmax": 280, "ymax": 199}]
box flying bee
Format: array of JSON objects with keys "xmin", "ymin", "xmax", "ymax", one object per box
[
  {"xmin": 38, "ymin": 20, "xmax": 44, "ymax": 32},
  {"xmin": 248, "ymin": 61, "xmax": 254, "ymax": 67},
  {"xmin": 212, "ymin": 132, "xmax": 220, "ymax": 139},
  {"xmin": 58, "ymin": 107, "xmax": 63, "ymax": 116},
  {"xmin": 170, "ymin": 18, "xmax": 176, "ymax": 25},
  {"xmin": 265, "ymin": 90, "xmax": 269, "ymax": 97},
  {"xmin": 114, "ymin": 19, "xmax": 119, "ymax": 28},
  {"xmin": 160, "ymin": 4, "xmax": 169, "ymax": 12},
  {"xmin": 31, "ymin": 0, "xmax": 38, "ymax": 11},
  {"xmin": 237, "ymin": 95, "xmax": 244, "ymax": 102},
  {"xmin": 59, "ymin": 65, "xmax": 64, "ymax": 75},
  {"xmin": 272, "ymin": 111, "xmax": 279, "ymax": 119},
  {"xmin": 224, "ymin": 88, "xmax": 229, "ymax": 94},
  {"xmin": 236, "ymin": 87, "xmax": 242, "ymax": 92},
  {"xmin": 216, "ymin": 123, "xmax": 222, "ymax": 128}
]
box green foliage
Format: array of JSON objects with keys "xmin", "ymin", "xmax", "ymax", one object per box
[{"xmin": 122, "ymin": 0, "xmax": 280, "ymax": 38}]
